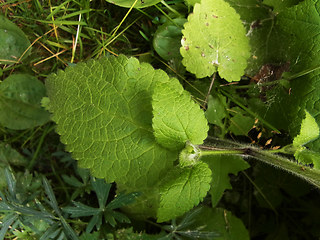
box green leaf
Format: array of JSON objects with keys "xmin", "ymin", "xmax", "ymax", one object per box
[
  {"xmin": 46, "ymin": 55, "xmax": 177, "ymax": 191},
  {"xmin": 180, "ymin": 0, "xmax": 250, "ymax": 81},
  {"xmin": 153, "ymin": 18, "xmax": 187, "ymax": 61},
  {"xmin": 91, "ymin": 177, "xmax": 111, "ymax": 208},
  {"xmin": 107, "ymin": 192, "xmax": 140, "ymax": 210},
  {"xmin": 263, "ymin": 0, "xmax": 303, "ymax": 13},
  {"xmin": 42, "ymin": 177, "xmax": 61, "ymax": 216},
  {"xmin": 171, "ymin": 207, "xmax": 220, "ymax": 239},
  {"xmin": 270, "ymin": 0, "xmax": 320, "ymax": 150},
  {"xmin": 294, "ymin": 149, "xmax": 320, "ymax": 169},
  {"xmin": 105, "ymin": 0, "xmax": 162, "ymax": 8},
  {"xmin": 114, "ymin": 228, "xmax": 167, "ymax": 240},
  {"xmin": 0, "ymin": 15, "xmax": 31, "ymax": 64},
  {"xmin": 0, "ymin": 143, "xmax": 28, "ymax": 167},
  {"xmin": 188, "ymin": 207, "xmax": 250, "ymax": 240},
  {"xmin": 184, "ymin": 0, "xmax": 200, "ymax": 6},
  {"xmin": 0, "ymin": 74, "xmax": 50, "ymax": 130},
  {"xmin": 79, "ymin": 232, "xmax": 100, "ymax": 240},
  {"xmin": 0, "ymin": 213, "xmax": 18, "ymax": 240},
  {"xmin": 63, "ymin": 202, "xmax": 100, "ymax": 218},
  {"xmin": 152, "ymin": 77, "xmax": 208, "ymax": 151},
  {"xmin": 205, "ymin": 94, "xmax": 227, "ymax": 128},
  {"xmin": 224, "ymin": 0, "xmax": 288, "ymax": 75},
  {"xmin": 202, "ymin": 155, "xmax": 250, "ymax": 207},
  {"xmin": 157, "ymin": 162, "xmax": 211, "ymax": 222},
  {"xmin": 244, "ymin": 0, "xmax": 320, "ymax": 145},
  {"xmin": 293, "ymin": 110, "xmax": 319, "ymax": 146},
  {"xmin": 228, "ymin": 107, "xmax": 255, "ymax": 136},
  {"xmin": 253, "ymin": 164, "xmax": 311, "ymax": 209},
  {"xmin": 60, "ymin": 217, "xmax": 79, "ymax": 240}
]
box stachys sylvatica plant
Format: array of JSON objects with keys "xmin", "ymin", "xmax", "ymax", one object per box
[{"xmin": 45, "ymin": 0, "xmax": 320, "ymax": 223}]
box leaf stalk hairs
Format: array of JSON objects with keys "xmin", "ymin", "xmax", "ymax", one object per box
[
  {"xmin": 179, "ymin": 141, "xmax": 201, "ymax": 167},
  {"xmin": 198, "ymin": 141, "xmax": 320, "ymax": 189}
]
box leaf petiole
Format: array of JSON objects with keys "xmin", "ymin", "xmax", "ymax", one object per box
[
  {"xmin": 200, "ymin": 149, "xmax": 243, "ymax": 156},
  {"xmin": 199, "ymin": 143, "xmax": 320, "ymax": 188}
]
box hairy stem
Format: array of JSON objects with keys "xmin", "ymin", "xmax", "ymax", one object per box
[{"xmin": 200, "ymin": 142, "xmax": 320, "ymax": 189}]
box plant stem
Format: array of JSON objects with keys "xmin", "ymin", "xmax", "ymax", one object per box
[
  {"xmin": 200, "ymin": 143, "xmax": 320, "ymax": 188},
  {"xmin": 200, "ymin": 149, "xmax": 243, "ymax": 156}
]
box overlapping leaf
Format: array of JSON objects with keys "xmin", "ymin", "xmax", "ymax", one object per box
[
  {"xmin": 153, "ymin": 18, "xmax": 187, "ymax": 61},
  {"xmin": 157, "ymin": 162, "xmax": 211, "ymax": 222},
  {"xmin": 0, "ymin": 74, "xmax": 50, "ymax": 130},
  {"xmin": 225, "ymin": 0, "xmax": 290, "ymax": 75},
  {"xmin": 46, "ymin": 55, "xmax": 177, "ymax": 190},
  {"xmin": 293, "ymin": 110, "xmax": 319, "ymax": 147},
  {"xmin": 46, "ymin": 55, "xmax": 213, "ymax": 221},
  {"xmin": 263, "ymin": 0, "xmax": 303, "ymax": 13},
  {"xmin": 180, "ymin": 0, "xmax": 250, "ymax": 81},
  {"xmin": 202, "ymin": 155, "xmax": 250, "ymax": 207},
  {"xmin": 276, "ymin": 0, "xmax": 320, "ymax": 142},
  {"xmin": 152, "ymin": 78, "xmax": 208, "ymax": 151},
  {"xmin": 0, "ymin": 15, "xmax": 31, "ymax": 64},
  {"xmin": 251, "ymin": 0, "xmax": 320, "ymax": 151},
  {"xmin": 188, "ymin": 207, "xmax": 250, "ymax": 240}
]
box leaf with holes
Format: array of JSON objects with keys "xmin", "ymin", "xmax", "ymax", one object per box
[{"xmin": 180, "ymin": 0, "xmax": 250, "ymax": 81}]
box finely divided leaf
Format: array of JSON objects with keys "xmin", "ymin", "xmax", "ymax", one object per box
[
  {"xmin": 0, "ymin": 74, "xmax": 50, "ymax": 130},
  {"xmin": 180, "ymin": 0, "xmax": 250, "ymax": 81},
  {"xmin": 157, "ymin": 162, "xmax": 211, "ymax": 222},
  {"xmin": 202, "ymin": 155, "xmax": 250, "ymax": 207},
  {"xmin": 152, "ymin": 78, "xmax": 208, "ymax": 151},
  {"xmin": 46, "ymin": 55, "xmax": 177, "ymax": 190}
]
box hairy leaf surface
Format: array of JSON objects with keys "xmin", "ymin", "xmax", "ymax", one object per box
[
  {"xmin": 0, "ymin": 74, "xmax": 50, "ymax": 130},
  {"xmin": 202, "ymin": 155, "xmax": 250, "ymax": 207},
  {"xmin": 157, "ymin": 162, "xmax": 211, "ymax": 222},
  {"xmin": 180, "ymin": 0, "xmax": 250, "ymax": 81},
  {"xmin": 46, "ymin": 55, "xmax": 177, "ymax": 190},
  {"xmin": 152, "ymin": 78, "xmax": 208, "ymax": 151}
]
